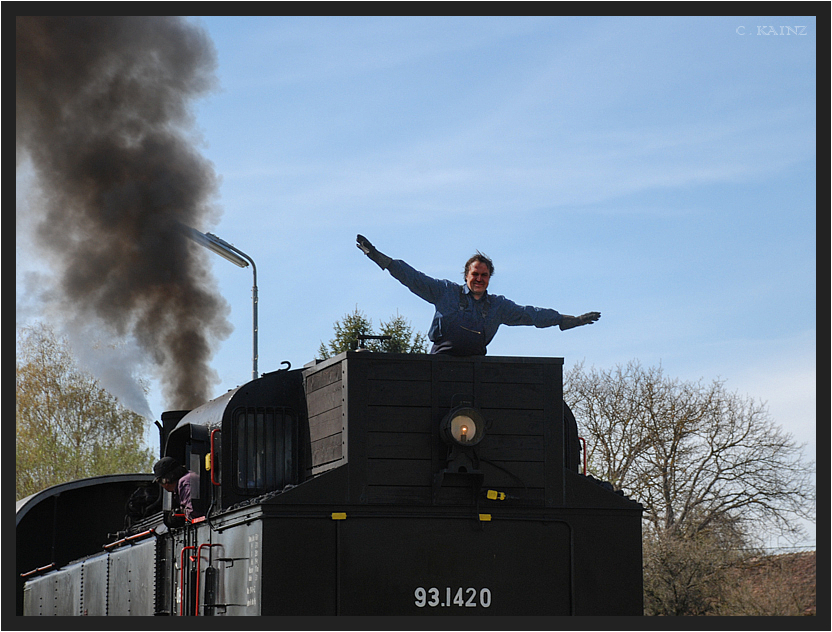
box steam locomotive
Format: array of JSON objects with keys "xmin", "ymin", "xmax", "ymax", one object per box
[{"xmin": 17, "ymin": 352, "xmax": 643, "ymax": 616}]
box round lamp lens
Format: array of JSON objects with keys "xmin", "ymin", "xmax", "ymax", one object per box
[
  {"xmin": 440, "ymin": 406, "xmax": 486, "ymax": 447},
  {"xmin": 451, "ymin": 415, "xmax": 476, "ymax": 443}
]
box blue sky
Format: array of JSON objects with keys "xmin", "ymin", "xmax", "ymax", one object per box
[{"xmin": 16, "ymin": 16, "xmax": 816, "ymax": 548}]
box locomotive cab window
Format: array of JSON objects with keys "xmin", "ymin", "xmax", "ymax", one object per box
[{"xmin": 233, "ymin": 406, "xmax": 298, "ymax": 494}]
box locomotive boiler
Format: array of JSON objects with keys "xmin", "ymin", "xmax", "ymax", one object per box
[{"xmin": 17, "ymin": 352, "xmax": 643, "ymax": 616}]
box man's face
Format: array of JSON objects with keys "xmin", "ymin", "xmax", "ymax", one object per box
[
  {"xmin": 160, "ymin": 481, "xmax": 176, "ymax": 493},
  {"xmin": 465, "ymin": 261, "xmax": 491, "ymax": 299}
]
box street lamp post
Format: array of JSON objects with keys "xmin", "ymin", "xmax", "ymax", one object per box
[{"xmin": 182, "ymin": 225, "xmax": 258, "ymax": 381}]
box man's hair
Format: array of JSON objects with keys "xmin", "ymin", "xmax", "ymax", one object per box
[
  {"xmin": 463, "ymin": 251, "xmax": 494, "ymax": 277},
  {"xmin": 161, "ymin": 465, "xmax": 188, "ymax": 484}
]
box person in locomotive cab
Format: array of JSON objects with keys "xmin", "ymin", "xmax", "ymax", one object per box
[
  {"xmin": 152, "ymin": 456, "xmax": 203, "ymax": 521},
  {"xmin": 356, "ymin": 234, "xmax": 600, "ymax": 356}
]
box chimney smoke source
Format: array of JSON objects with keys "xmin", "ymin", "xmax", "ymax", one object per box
[{"xmin": 16, "ymin": 16, "xmax": 233, "ymax": 410}]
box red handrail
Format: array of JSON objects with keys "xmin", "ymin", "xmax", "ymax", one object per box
[
  {"xmin": 103, "ymin": 529, "xmax": 156, "ymax": 550},
  {"xmin": 210, "ymin": 429, "xmax": 221, "ymax": 486},
  {"xmin": 179, "ymin": 546, "xmax": 196, "ymax": 616},
  {"xmin": 20, "ymin": 563, "xmax": 55, "ymax": 578}
]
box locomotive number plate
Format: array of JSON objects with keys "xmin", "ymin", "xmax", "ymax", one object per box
[{"xmin": 414, "ymin": 586, "xmax": 491, "ymax": 608}]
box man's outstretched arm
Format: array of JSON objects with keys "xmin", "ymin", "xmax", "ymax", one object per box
[
  {"xmin": 559, "ymin": 312, "xmax": 601, "ymax": 330},
  {"xmin": 356, "ymin": 234, "xmax": 392, "ymax": 270},
  {"xmin": 356, "ymin": 234, "xmax": 449, "ymax": 306}
]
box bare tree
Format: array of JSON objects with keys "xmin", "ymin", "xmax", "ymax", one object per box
[
  {"xmin": 642, "ymin": 527, "xmax": 736, "ymax": 616},
  {"xmin": 565, "ymin": 360, "xmax": 814, "ymax": 541},
  {"xmin": 565, "ymin": 360, "xmax": 815, "ymax": 615},
  {"xmin": 718, "ymin": 551, "xmax": 816, "ymax": 616}
]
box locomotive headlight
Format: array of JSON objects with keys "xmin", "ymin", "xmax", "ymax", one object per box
[{"xmin": 440, "ymin": 406, "xmax": 486, "ymax": 447}]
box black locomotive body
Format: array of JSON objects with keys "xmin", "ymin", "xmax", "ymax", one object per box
[{"xmin": 17, "ymin": 352, "xmax": 643, "ymax": 616}]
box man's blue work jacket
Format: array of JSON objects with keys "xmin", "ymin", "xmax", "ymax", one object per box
[{"xmin": 387, "ymin": 259, "xmax": 565, "ymax": 356}]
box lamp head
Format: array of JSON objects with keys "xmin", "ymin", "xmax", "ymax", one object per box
[
  {"xmin": 179, "ymin": 223, "xmax": 249, "ymax": 268},
  {"xmin": 203, "ymin": 233, "xmax": 249, "ymax": 268},
  {"xmin": 440, "ymin": 406, "xmax": 486, "ymax": 447}
]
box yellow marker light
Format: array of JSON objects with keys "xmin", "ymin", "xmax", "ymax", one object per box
[
  {"xmin": 479, "ymin": 514, "xmax": 492, "ymax": 522},
  {"xmin": 331, "ymin": 512, "xmax": 347, "ymax": 520}
]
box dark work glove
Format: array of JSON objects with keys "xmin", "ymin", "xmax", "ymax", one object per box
[
  {"xmin": 559, "ymin": 312, "xmax": 601, "ymax": 331},
  {"xmin": 356, "ymin": 234, "xmax": 392, "ymax": 270}
]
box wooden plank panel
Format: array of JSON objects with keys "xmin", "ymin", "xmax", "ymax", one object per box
[
  {"xmin": 435, "ymin": 382, "xmax": 476, "ymax": 409},
  {"xmin": 307, "ymin": 382, "xmax": 342, "ymax": 417},
  {"xmin": 308, "ymin": 407, "xmax": 341, "ymax": 442},
  {"xmin": 433, "ymin": 361, "xmax": 474, "ymax": 383},
  {"xmin": 305, "ymin": 361, "xmax": 342, "ymax": 394},
  {"xmin": 367, "ymin": 379, "xmax": 432, "ymax": 407},
  {"xmin": 480, "ymin": 408, "xmax": 544, "ymax": 435},
  {"xmin": 367, "ymin": 431, "xmax": 432, "ymax": 459},
  {"xmin": 479, "ymin": 362, "xmax": 545, "ymax": 384},
  {"xmin": 310, "ymin": 434, "xmax": 343, "ymax": 467},
  {"xmin": 364, "ymin": 359, "xmax": 431, "ymax": 382},
  {"xmin": 364, "ymin": 406, "xmax": 433, "ymax": 433},
  {"xmin": 480, "ymin": 382, "xmax": 544, "ymax": 409},
  {"xmin": 477, "ymin": 435, "xmax": 545, "ymax": 462},
  {"xmin": 543, "ymin": 362, "xmax": 564, "ymax": 506}
]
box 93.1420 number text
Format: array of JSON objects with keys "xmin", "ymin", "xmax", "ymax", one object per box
[{"xmin": 414, "ymin": 586, "xmax": 491, "ymax": 608}]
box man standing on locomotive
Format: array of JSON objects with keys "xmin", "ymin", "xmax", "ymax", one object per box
[
  {"xmin": 356, "ymin": 234, "xmax": 600, "ymax": 356},
  {"xmin": 152, "ymin": 457, "xmax": 203, "ymax": 521}
]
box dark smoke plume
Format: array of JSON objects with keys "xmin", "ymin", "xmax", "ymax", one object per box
[{"xmin": 16, "ymin": 16, "xmax": 232, "ymax": 409}]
